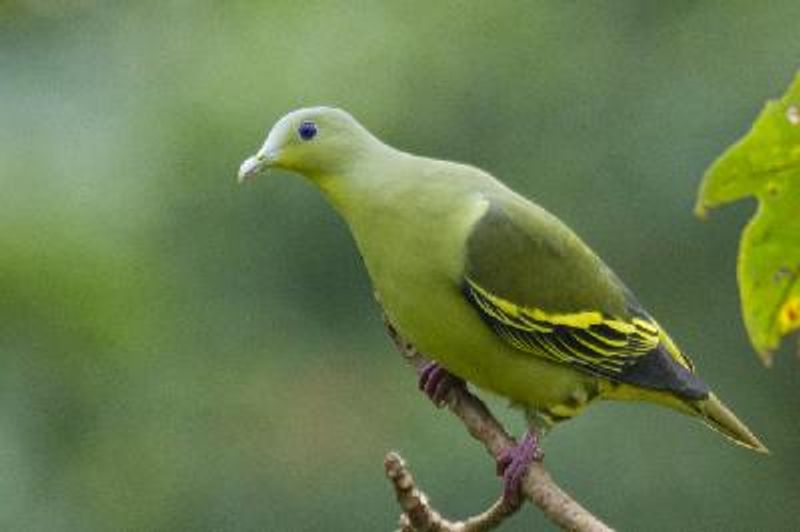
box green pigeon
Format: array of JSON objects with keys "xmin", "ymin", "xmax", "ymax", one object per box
[{"xmin": 238, "ymin": 107, "xmax": 767, "ymax": 502}]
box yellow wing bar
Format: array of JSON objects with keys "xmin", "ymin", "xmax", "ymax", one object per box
[{"xmin": 464, "ymin": 277, "xmax": 662, "ymax": 375}]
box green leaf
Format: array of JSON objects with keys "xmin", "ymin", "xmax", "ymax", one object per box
[{"xmin": 696, "ymin": 73, "xmax": 800, "ymax": 366}]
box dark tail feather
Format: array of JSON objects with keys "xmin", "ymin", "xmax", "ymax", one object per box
[{"xmin": 694, "ymin": 393, "xmax": 769, "ymax": 454}]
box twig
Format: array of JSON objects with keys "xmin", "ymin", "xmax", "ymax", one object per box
[
  {"xmin": 383, "ymin": 318, "xmax": 613, "ymax": 532},
  {"xmin": 385, "ymin": 452, "xmax": 517, "ymax": 532}
]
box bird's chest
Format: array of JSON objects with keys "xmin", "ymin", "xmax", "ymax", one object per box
[
  {"xmin": 347, "ymin": 193, "xmax": 487, "ymax": 349},
  {"xmin": 357, "ymin": 207, "xmax": 466, "ymax": 307}
]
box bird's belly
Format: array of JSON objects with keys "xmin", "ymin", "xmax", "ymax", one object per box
[{"xmin": 376, "ymin": 271, "xmax": 595, "ymax": 411}]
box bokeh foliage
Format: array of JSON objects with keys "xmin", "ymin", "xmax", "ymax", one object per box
[
  {"xmin": 2, "ymin": 1, "xmax": 800, "ymax": 530},
  {"xmin": 696, "ymin": 73, "xmax": 800, "ymax": 364}
]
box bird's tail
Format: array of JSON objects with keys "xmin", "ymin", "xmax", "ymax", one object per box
[{"xmin": 693, "ymin": 393, "xmax": 769, "ymax": 454}]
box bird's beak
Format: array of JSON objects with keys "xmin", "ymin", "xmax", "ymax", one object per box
[{"xmin": 237, "ymin": 150, "xmax": 277, "ymax": 184}]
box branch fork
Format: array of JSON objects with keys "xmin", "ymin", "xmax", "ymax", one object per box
[{"xmin": 382, "ymin": 317, "xmax": 613, "ymax": 531}]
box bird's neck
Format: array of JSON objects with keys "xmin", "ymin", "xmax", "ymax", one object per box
[{"xmin": 313, "ymin": 145, "xmax": 411, "ymax": 221}]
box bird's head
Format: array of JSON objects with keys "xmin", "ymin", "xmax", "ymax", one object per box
[{"xmin": 237, "ymin": 106, "xmax": 379, "ymax": 183}]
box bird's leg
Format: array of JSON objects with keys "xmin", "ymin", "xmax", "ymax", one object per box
[
  {"xmin": 418, "ymin": 361, "xmax": 465, "ymax": 407},
  {"xmin": 496, "ymin": 429, "xmax": 544, "ymax": 506}
]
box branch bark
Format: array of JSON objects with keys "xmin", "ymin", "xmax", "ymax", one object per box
[{"xmin": 383, "ymin": 318, "xmax": 613, "ymax": 532}]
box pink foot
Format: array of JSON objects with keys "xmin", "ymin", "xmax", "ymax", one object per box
[
  {"xmin": 418, "ymin": 361, "xmax": 464, "ymax": 407},
  {"xmin": 496, "ymin": 430, "xmax": 544, "ymax": 506}
]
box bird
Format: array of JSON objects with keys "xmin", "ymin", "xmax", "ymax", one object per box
[{"xmin": 238, "ymin": 106, "xmax": 767, "ymax": 503}]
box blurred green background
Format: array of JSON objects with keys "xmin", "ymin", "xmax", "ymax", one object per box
[{"xmin": 2, "ymin": 1, "xmax": 799, "ymax": 530}]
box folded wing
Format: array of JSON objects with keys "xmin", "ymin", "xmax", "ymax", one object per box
[{"xmin": 462, "ymin": 197, "xmax": 708, "ymax": 400}]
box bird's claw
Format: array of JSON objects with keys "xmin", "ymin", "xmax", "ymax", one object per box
[
  {"xmin": 418, "ymin": 361, "xmax": 464, "ymax": 407},
  {"xmin": 496, "ymin": 430, "xmax": 544, "ymax": 506}
]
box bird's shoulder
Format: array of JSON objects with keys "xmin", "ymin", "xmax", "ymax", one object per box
[{"xmin": 463, "ymin": 192, "xmax": 632, "ymax": 318}]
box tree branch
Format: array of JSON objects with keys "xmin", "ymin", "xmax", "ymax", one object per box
[
  {"xmin": 385, "ymin": 451, "xmax": 517, "ymax": 532},
  {"xmin": 383, "ymin": 318, "xmax": 613, "ymax": 532}
]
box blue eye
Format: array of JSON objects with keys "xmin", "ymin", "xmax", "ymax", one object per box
[{"xmin": 298, "ymin": 121, "xmax": 318, "ymax": 141}]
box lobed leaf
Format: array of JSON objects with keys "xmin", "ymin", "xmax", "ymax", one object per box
[{"xmin": 696, "ymin": 73, "xmax": 800, "ymax": 365}]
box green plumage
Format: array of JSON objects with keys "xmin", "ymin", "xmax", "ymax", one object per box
[
  {"xmin": 465, "ymin": 198, "xmax": 630, "ymax": 315},
  {"xmin": 239, "ymin": 106, "xmax": 767, "ymax": 453}
]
